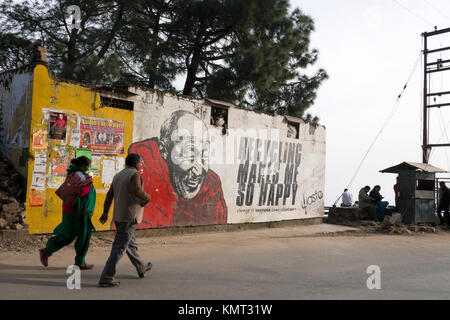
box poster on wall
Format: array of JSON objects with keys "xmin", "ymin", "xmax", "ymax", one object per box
[
  {"xmin": 47, "ymin": 146, "xmax": 69, "ymax": 188},
  {"xmin": 31, "ymin": 172, "xmax": 46, "ymax": 190},
  {"xmin": 70, "ymin": 129, "xmax": 81, "ymax": 148},
  {"xmin": 80, "ymin": 117, "xmax": 125, "ymax": 155},
  {"xmin": 48, "ymin": 112, "xmax": 68, "ymax": 140},
  {"xmin": 90, "ymin": 155, "xmax": 101, "ymax": 177},
  {"xmin": 29, "ymin": 188, "xmax": 45, "ymax": 207},
  {"xmin": 32, "ymin": 130, "xmax": 48, "ymax": 149},
  {"xmin": 101, "ymin": 159, "xmax": 116, "ymax": 185},
  {"xmin": 33, "ymin": 150, "xmax": 47, "ymax": 173},
  {"xmin": 76, "ymin": 148, "xmax": 92, "ymax": 160}
]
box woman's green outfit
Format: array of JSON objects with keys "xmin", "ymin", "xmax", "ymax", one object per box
[{"xmin": 45, "ymin": 165, "xmax": 96, "ymax": 266}]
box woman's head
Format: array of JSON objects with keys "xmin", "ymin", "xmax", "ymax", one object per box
[{"xmin": 71, "ymin": 156, "xmax": 91, "ymax": 171}]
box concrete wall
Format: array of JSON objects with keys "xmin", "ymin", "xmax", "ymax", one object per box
[
  {"xmin": 130, "ymin": 88, "xmax": 326, "ymax": 229},
  {"xmin": 22, "ymin": 65, "xmax": 326, "ymax": 234},
  {"xmin": 0, "ymin": 72, "xmax": 33, "ymax": 176},
  {"xmin": 26, "ymin": 65, "xmax": 134, "ymax": 234}
]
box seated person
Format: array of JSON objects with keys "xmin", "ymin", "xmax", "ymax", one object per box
[
  {"xmin": 341, "ymin": 189, "xmax": 353, "ymax": 207},
  {"xmin": 358, "ymin": 186, "xmax": 377, "ymax": 220},
  {"xmin": 369, "ymin": 185, "xmax": 389, "ymax": 221}
]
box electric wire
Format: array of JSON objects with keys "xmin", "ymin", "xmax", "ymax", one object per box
[
  {"xmin": 333, "ymin": 52, "xmax": 422, "ymax": 206},
  {"xmin": 393, "ymin": 0, "xmax": 434, "ymax": 27},
  {"xmin": 423, "ymin": 0, "xmax": 450, "ymax": 21}
]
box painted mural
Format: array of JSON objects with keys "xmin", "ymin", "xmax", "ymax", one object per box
[{"xmin": 129, "ymin": 110, "xmax": 227, "ymax": 229}]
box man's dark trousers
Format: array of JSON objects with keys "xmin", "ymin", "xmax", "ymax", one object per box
[
  {"xmin": 99, "ymin": 221, "xmax": 146, "ymax": 283},
  {"xmin": 437, "ymin": 202, "xmax": 450, "ymax": 226}
]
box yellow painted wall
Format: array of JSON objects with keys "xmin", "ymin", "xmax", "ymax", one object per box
[{"xmin": 26, "ymin": 65, "xmax": 134, "ymax": 234}]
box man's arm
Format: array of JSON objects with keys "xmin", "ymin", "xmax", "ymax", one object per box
[
  {"xmin": 130, "ymin": 172, "xmax": 151, "ymax": 206},
  {"xmin": 100, "ymin": 183, "xmax": 114, "ymax": 224}
]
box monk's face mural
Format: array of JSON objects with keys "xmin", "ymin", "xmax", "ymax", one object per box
[
  {"xmin": 164, "ymin": 114, "xmax": 210, "ymax": 199},
  {"xmin": 129, "ymin": 110, "xmax": 227, "ymax": 229}
]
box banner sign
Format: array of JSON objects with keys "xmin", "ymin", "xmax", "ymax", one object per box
[{"xmin": 80, "ymin": 117, "xmax": 125, "ymax": 155}]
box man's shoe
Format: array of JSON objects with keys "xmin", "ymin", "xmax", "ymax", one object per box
[
  {"xmin": 99, "ymin": 281, "xmax": 120, "ymax": 288},
  {"xmin": 39, "ymin": 248, "xmax": 48, "ymax": 267},
  {"xmin": 77, "ymin": 264, "xmax": 94, "ymax": 270},
  {"xmin": 139, "ymin": 262, "xmax": 152, "ymax": 278}
]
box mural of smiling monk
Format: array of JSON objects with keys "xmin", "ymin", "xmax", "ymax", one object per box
[{"xmin": 128, "ymin": 110, "xmax": 227, "ymax": 229}]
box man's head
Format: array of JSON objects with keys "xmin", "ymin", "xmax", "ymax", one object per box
[
  {"xmin": 344, "ymin": 189, "xmax": 348, "ymax": 192},
  {"xmin": 159, "ymin": 111, "xmax": 210, "ymax": 200},
  {"xmin": 126, "ymin": 153, "xmax": 142, "ymax": 171},
  {"xmin": 364, "ymin": 186, "xmax": 371, "ymax": 192},
  {"xmin": 374, "ymin": 185, "xmax": 381, "ymax": 192},
  {"xmin": 440, "ymin": 181, "xmax": 448, "ymax": 189}
]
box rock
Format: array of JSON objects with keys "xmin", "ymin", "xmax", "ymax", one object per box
[
  {"xmin": 4, "ymin": 213, "xmax": 18, "ymax": 224},
  {"xmin": 7, "ymin": 197, "xmax": 18, "ymax": 204},
  {"xmin": 2, "ymin": 202, "xmax": 20, "ymax": 214},
  {"xmin": 13, "ymin": 223, "xmax": 23, "ymax": 230},
  {"xmin": 382, "ymin": 216, "xmax": 395, "ymax": 228},
  {"xmin": 392, "ymin": 213, "xmax": 402, "ymax": 224},
  {"xmin": 418, "ymin": 226, "xmax": 436, "ymax": 233},
  {"xmin": 0, "ymin": 218, "xmax": 7, "ymax": 229},
  {"xmin": 0, "ymin": 190, "xmax": 9, "ymax": 201}
]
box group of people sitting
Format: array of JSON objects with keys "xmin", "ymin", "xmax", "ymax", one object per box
[
  {"xmin": 341, "ymin": 186, "xmax": 389, "ymax": 221},
  {"xmin": 341, "ymin": 182, "xmax": 450, "ymax": 224}
]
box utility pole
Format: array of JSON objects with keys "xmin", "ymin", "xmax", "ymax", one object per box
[{"xmin": 422, "ymin": 27, "xmax": 450, "ymax": 164}]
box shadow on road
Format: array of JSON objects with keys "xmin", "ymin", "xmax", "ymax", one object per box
[{"xmin": 0, "ymin": 263, "xmax": 101, "ymax": 288}]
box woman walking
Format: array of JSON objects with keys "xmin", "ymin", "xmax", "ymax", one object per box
[{"xmin": 39, "ymin": 156, "xmax": 96, "ymax": 270}]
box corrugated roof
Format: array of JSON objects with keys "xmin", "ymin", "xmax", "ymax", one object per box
[{"xmin": 380, "ymin": 161, "xmax": 447, "ymax": 173}]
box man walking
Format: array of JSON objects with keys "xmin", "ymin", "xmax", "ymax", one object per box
[
  {"xmin": 437, "ymin": 181, "xmax": 450, "ymax": 226},
  {"xmin": 98, "ymin": 154, "xmax": 152, "ymax": 287}
]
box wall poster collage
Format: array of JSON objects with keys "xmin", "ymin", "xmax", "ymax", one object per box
[{"xmin": 30, "ymin": 110, "xmax": 126, "ymax": 207}]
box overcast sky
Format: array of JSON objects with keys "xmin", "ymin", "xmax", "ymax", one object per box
[{"xmin": 291, "ymin": 0, "xmax": 450, "ymax": 205}]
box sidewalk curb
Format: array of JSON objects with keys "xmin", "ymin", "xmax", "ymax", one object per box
[
  {"xmin": 0, "ymin": 229, "xmax": 31, "ymax": 241},
  {"xmin": 1, "ymin": 217, "xmax": 326, "ymax": 241},
  {"xmin": 96, "ymin": 217, "xmax": 325, "ymax": 239}
]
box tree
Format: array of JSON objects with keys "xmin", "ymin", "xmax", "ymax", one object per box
[
  {"xmin": 0, "ymin": 32, "xmax": 32, "ymax": 73},
  {"xmin": 0, "ymin": 0, "xmax": 128, "ymax": 83},
  {"xmin": 115, "ymin": 0, "xmax": 181, "ymax": 90},
  {"xmin": 162, "ymin": 0, "xmax": 327, "ymax": 118},
  {"xmin": 0, "ymin": 0, "xmax": 327, "ymax": 120}
]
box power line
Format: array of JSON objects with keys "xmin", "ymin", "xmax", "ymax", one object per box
[
  {"xmin": 392, "ymin": 0, "xmax": 434, "ymax": 27},
  {"xmin": 423, "ymin": 0, "xmax": 450, "ymax": 21},
  {"xmin": 333, "ymin": 52, "xmax": 422, "ymax": 206}
]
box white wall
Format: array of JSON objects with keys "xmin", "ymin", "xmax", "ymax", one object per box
[{"xmin": 130, "ymin": 87, "xmax": 326, "ymax": 227}]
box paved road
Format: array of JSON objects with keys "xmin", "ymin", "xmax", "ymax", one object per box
[{"xmin": 1, "ymin": 224, "xmax": 450, "ymax": 300}]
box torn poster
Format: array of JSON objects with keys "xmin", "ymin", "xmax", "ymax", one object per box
[
  {"xmin": 32, "ymin": 130, "xmax": 48, "ymax": 149},
  {"xmin": 90, "ymin": 155, "xmax": 101, "ymax": 177},
  {"xmin": 47, "ymin": 146, "xmax": 69, "ymax": 188},
  {"xmin": 116, "ymin": 157, "xmax": 125, "ymax": 172},
  {"xmin": 101, "ymin": 159, "xmax": 116, "ymax": 185},
  {"xmin": 33, "ymin": 150, "xmax": 47, "ymax": 173},
  {"xmin": 31, "ymin": 172, "xmax": 46, "ymax": 190},
  {"xmin": 80, "ymin": 117, "xmax": 125, "ymax": 155},
  {"xmin": 29, "ymin": 188, "xmax": 45, "ymax": 207},
  {"xmin": 70, "ymin": 129, "xmax": 81, "ymax": 148}
]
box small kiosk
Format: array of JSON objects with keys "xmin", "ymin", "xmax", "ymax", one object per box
[{"xmin": 380, "ymin": 162, "xmax": 447, "ymax": 224}]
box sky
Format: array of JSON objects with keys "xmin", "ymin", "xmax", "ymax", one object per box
[{"xmin": 289, "ymin": 0, "xmax": 450, "ymax": 205}]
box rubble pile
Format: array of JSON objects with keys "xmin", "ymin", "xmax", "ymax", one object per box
[
  {"xmin": 0, "ymin": 155, "xmax": 27, "ymax": 231},
  {"xmin": 334, "ymin": 219, "xmax": 437, "ymax": 235}
]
